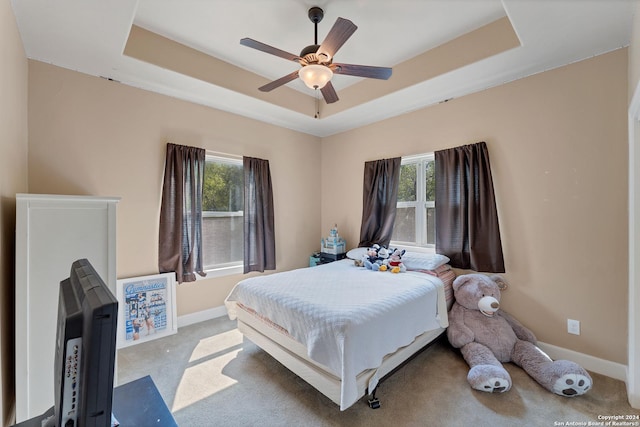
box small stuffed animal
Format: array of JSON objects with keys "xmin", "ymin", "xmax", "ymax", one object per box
[
  {"xmin": 363, "ymin": 245, "xmax": 380, "ymax": 270},
  {"xmin": 447, "ymin": 274, "xmax": 592, "ymax": 397},
  {"xmin": 364, "ymin": 244, "xmax": 390, "ymax": 271},
  {"xmin": 365, "ymin": 244, "xmax": 380, "ymax": 263},
  {"xmin": 377, "ymin": 247, "xmax": 390, "ymax": 268},
  {"xmin": 388, "ymin": 248, "xmax": 406, "ymax": 273}
]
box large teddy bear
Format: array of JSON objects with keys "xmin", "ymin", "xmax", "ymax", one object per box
[{"xmin": 447, "ymin": 274, "xmax": 592, "ymax": 396}]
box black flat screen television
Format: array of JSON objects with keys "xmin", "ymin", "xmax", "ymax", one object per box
[{"xmin": 45, "ymin": 258, "xmax": 118, "ymax": 427}]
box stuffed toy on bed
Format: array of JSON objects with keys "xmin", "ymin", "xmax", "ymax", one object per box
[
  {"xmin": 447, "ymin": 274, "xmax": 592, "ymax": 397},
  {"xmin": 363, "ymin": 244, "xmax": 390, "ymax": 271},
  {"xmin": 387, "ymin": 248, "xmax": 406, "ymax": 273}
]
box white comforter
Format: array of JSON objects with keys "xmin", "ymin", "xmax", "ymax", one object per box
[{"xmin": 225, "ymin": 259, "xmax": 448, "ymax": 410}]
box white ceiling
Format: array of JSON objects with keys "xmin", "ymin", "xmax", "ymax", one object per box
[{"xmin": 10, "ymin": 0, "xmax": 635, "ymax": 137}]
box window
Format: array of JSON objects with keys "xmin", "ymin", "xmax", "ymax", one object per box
[
  {"xmin": 391, "ymin": 153, "xmax": 435, "ymax": 248},
  {"xmin": 202, "ymin": 155, "xmax": 244, "ymax": 271}
]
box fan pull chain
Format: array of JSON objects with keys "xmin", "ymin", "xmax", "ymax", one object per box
[{"xmin": 314, "ymin": 90, "xmax": 320, "ymax": 119}]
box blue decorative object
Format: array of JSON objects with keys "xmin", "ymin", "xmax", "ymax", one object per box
[{"xmin": 321, "ymin": 224, "xmax": 346, "ymax": 255}]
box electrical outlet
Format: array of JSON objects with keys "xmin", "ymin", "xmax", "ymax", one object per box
[{"xmin": 567, "ymin": 319, "xmax": 580, "ymax": 335}]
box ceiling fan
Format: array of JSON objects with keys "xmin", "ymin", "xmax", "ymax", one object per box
[{"xmin": 240, "ymin": 6, "xmax": 392, "ymax": 104}]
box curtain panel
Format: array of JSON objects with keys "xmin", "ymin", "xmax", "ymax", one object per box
[
  {"xmin": 435, "ymin": 141, "xmax": 505, "ymax": 273},
  {"xmin": 358, "ymin": 157, "xmax": 401, "ymax": 248},
  {"xmin": 158, "ymin": 143, "xmax": 206, "ymax": 283},
  {"xmin": 243, "ymin": 156, "xmax": 276, "ymax": 273}
]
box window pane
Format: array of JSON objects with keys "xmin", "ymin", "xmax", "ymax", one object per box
[
  {"xmin": 391, "ymin": 155, "xmax": 436, "ymax": 249},
  {"xmin": 203, "ymin": 162, "xmax": 244, "ymax": 212},
  {"xmin": 425, "ymin": 160, "xmax": 435, "ymax": 202},
  {"xmin": 426, "ymin": 207, "xmax": 436, "ymax": 245},
  {"xmin": 397, "ymin": 164, "xmax": 417, "ymax": 202},
  {"xmin": 202, "ymin": 215, "xmax": 243, "ymax": 267},
  {"xmin": 392, "ymin": 206, "xmax": 416, "ymax": 243},
  {"xmin": 202, "ymin": 158, "xmax": 244, "ymax": 269}
]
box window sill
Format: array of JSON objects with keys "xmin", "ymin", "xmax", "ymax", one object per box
[
  {"xmin": 390, "ymin": 244, "xmax": 436, "ymax": 254},
  {"xmin": 195, "ymin": 264, "xmax": 243, "ymax": 281}
]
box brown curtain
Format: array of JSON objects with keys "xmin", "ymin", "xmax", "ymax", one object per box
[
  {"xmin": 244, "ymin": 156, "xmax": 276, "ymax": 273},
  {"xmin": 435, "ymin": 141, "xmax": 505, "ymax": 272},
  {"xmin": 158, "ymin": 143, "xmax": 206, "ymax": 283},
  {"xmin": 358, "ymin": 157, "xmax": 401, "ymax": 248}
]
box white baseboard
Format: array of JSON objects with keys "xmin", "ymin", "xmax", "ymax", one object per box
[
  {"xmin": 177, "ymin": 305, "xmax": 228, "ymax": 328},
  {"xmin": 538, "ymin": 341, "xmax": 627, "ymax": 382},
  {"xmin": 175, "ymin": 309, "xmax": 628, "ymax": 384}
]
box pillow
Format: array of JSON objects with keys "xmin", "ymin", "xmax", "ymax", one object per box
[
  {"xmin": 346, "ymin": 247, "xmax": 368, "ymax": 260},
  {"xmin": 401, "ymin": 251, "xmax": 450, "ymax": 270}
]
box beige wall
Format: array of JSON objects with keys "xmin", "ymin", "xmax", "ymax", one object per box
[
  {"xmin": 0, "ymin": 0, "xmax": 28, "ymax": 424},
  {"xmin": 321, "ymin": 49, "xmax": 629, "ymax": 364},
  {"xmin": 27, "ymin": 61, "xmax": 321, "ymax": 317}
]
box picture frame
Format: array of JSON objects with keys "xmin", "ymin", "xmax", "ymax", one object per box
[{"xmin": 116, "ymin": 272, "xmax": 177, "ymax": 348}]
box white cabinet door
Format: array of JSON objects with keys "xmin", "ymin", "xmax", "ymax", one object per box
[{"xmin": 15, "ymin": 194, "xmax": 119, "ymax": 422}]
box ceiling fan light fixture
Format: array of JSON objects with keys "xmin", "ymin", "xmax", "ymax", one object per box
[
  {"xmin": 299, "ymin": 64, "xmax": 333, "ymax": 89},
  {"xmin": 241, "ymin": 7, "xmax": 391, "ymax": 104}
]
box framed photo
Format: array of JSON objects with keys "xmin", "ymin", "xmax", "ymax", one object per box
[{"xmin": 116, "ymin": 272, "xmax": 177, "ymax": 348}]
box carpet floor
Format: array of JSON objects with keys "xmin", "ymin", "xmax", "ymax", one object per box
[{"xmin": 117, "ymin": 316, "xmax": 640, "ymax": 427}]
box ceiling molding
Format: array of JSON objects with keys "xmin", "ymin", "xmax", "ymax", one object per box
[{"xmin": 10, "ymin": 0, "xmax": 634, "ymax": 137}]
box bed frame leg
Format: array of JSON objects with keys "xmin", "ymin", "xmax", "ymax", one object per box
[{"xmin": 367, "ymin": 387, "xmax": 381, "ymax": 409}]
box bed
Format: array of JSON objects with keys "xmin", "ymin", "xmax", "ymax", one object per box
[{"xmin": 225, "ymin": 254, "xmax": 455, "ymax": 410}]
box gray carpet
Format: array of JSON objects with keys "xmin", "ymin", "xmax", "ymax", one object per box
[{"xmin": 117, "ymin": 316, "xmax": 640, "ymax": 426}]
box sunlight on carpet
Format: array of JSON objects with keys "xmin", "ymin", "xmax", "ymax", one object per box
[
  {"xmin": 172, "ymin": 329, "xmax": 244, "ymax": 412},
  {"xmin": 188, "ymin": 329, "xmax": 244, "ymax": 363}
]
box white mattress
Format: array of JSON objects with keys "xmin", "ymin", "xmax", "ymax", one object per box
[{"xmin": 225, "ymin": 259, "xmax": 448, "ymax": 410}]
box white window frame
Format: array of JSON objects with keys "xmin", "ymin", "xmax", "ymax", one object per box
[
  {"xmin": 391, "ymin": 153, "xmax": 435, "ymax": 252},
  {"xmin": 197, "ymin": 154, "xmax": 244, "ymax": 279}
]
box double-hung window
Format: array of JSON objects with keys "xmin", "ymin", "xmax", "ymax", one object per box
[
  {"xmin": 391, "ymin": 153, "xmax": 436, "ymax": 249},
  {"xmin": 202, "ymin": 155, "xmax": 244, "ymax": 272}
]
